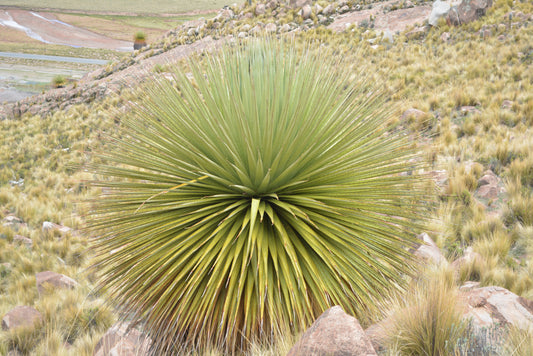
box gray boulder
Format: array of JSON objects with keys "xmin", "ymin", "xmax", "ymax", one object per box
[{"xmin": 429, "ymin": 0, "xmax": 451, "ymax": 26}]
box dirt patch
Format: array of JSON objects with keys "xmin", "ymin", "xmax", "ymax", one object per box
[{"xmin": 0, "ymin": 9, "xmax": 132, "ymax": 51}]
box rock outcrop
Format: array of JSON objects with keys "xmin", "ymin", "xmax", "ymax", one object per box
[
  {"xmin": 461, "ymin": 284, "xmax": 533, "ymax": 330},
  {"xmin": 288, "ymin": 306, "xmax": 377, "ymax": 356}
]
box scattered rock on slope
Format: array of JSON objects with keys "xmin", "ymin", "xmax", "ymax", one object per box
[
  {"xmin": 93, "ymin": 322, "xmax": 152, "ymax": 356},
  {"xmin": 447, "ymin": 0, "xmax": 494, "ymax": 26},
  {"xmin": 428, "ymin": 0, "xmax": 451, "ymax": 26},
  {"xmin": 412, "ymin": 232, "xmax": 447, "ymax": 265},
  {"xmin": 1, "ymin": 306, "xmax": 42, "ymax": 331},
  {"xmin": 461, "ymin": 284, "xmax": 533, "ymax": 330},
  {"xmin": 288, "ymin": 306, "xmax": 377, "ymax": 356},
  {"xmin": 35, "ymin": 271, "xmax": 78, "ymax": 294}
]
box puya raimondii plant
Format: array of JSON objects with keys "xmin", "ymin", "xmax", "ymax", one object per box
[{"xmin": 88, "ymin": 39, "xmax": 428, "ymax": 354}]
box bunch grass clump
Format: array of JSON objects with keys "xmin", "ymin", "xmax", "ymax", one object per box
[
  {"xmin": 88, "ymin": 39, "xmax": 429, "ymax": 354},
  {"xmin": 383, "ymin": 266, "xmax": 467, "ymax": 356}
]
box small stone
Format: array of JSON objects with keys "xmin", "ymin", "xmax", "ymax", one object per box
[
  {"xmin": 36, "ymin": 271, "xmax": 78, "ymax": 294},
  {"xmin": 476, "ymin": 184, "xmax": 499, "ymax": 200},
  {"xmin": 501, "ymin": 100, "xmax": 513, "ymax": 109},
  {"xmin": 241, "ymin": 24, "xmax": 251, "ymax": 32},
  {"xmin": 289, "ymin": 0, "xmax": 311, "ymax": 8},
  {"xmin": 2, "ymin": 306, "xmax": 43, "ymax": 331},
  {"xmin": 413, "ymin": 233, "xmax": 447, "ymax": 265},
  {"xmin": 460, "ymin": 106, "xmax": 481, "ymax": 115},
  {"xmin": 251, "ymin": 25, "xmax": 262, "ymax": 34},
  {"xmin": 480, "ymin": 28, "xmax": 492, "ymax": 38},
  {"xmin": 265, "ymin": 23, "xmax": 277, "ymax": 33},
  {"xmin": 322, "ymin": 4, "xmax": 334, "ymax": 16},
  {"xmin": 237, "ymin": 31, "xmax": 247, "ymax": 38},
  {"xmin": 478, "ymin": 171, "xmax": 499, "ymax": 186},
  {"xmin": 280, "ymin": 23, "xmax": 291, "ymax": 32},
  {"xmin": 301, "ymin": 5, "xmax": 312, "ymax": 20},
  {"xmin": 255, "ymin": 4, "xmax": 266, "ymax": 16},
  {"xmin": 42, "ymin": 221, "xmax": 72, "ymax": 234},
  {"xmin": 13, "ymin": 235, "xmax": 32, "ymax": 247},
  {"xmin": 339, "ymin": 5, "xmax": 350, "ymax": 14},
  {"xmin": 401, "ymin": 108, "xmax": 426, "ymax": 120},
  {"xmin": 440, "ymin": 32, "xmax": 451, "ymax": 42}
]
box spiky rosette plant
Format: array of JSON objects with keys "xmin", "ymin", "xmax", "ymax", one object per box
[{"xmin": 88, "ymin": 40, "xmax": 427, "ymax": 354}]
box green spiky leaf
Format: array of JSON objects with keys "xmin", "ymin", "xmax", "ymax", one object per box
[{"xmin": 88, "ymin": 39, "xmax": 429, "ymax": 354}]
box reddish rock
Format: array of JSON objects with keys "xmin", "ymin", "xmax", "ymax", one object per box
[
  {"xmin": 93, "ymin": 322, "xmax": 152, "ymax": 356},
  {"xmin": 476, "ymin": 184, "xmax": 499, "ymax": 200},
  {"xmin": 401, "ymin": 108, "xmax": 426, "ymax": 120},
  {"xmin": 2, "ymin": 215, "xmax": 24, "ymax": 231},
  {"xmin": 412, "ymin": 233, "xmax": 447, "ymax": 265},
  {"xmin": 461, "ymin": 286, "xmax": 533, "ymax": 330},
  {"xmin": 478, "ymin": 171, "xmax": 499, "ymax": 186},
  {"xmin": 287, "ymin": 306, "xmax": 377, "ymax": 356},
  {"xmin": 13, "ymin": 235, "xmax": 33, "ymax": 247},
  {"xmin": 2, "ymin": 306, "xmax": 42, "ymax": 331},
  {"xmin": 447, "ymin": 0, "xmax": 493, "ymax": 26},
  {"xmin": 36, "ymin": 271, "xmax": 78, "ymax": 294}
]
